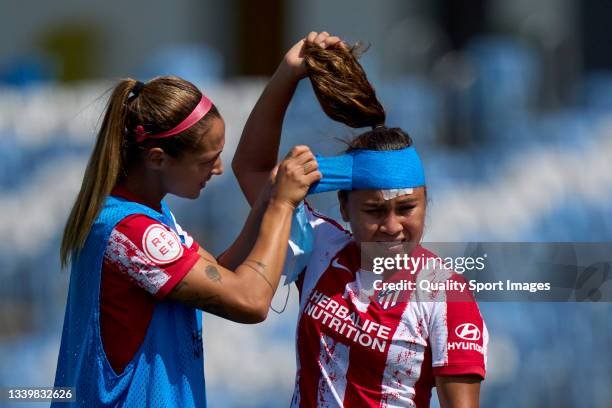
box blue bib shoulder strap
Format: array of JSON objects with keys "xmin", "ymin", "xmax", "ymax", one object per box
[{"xmin": 102, "ymin": 195, "xmax": 173, "ymax": 228}]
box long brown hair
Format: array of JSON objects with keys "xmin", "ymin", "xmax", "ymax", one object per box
[
  {"xmin": 304, "ymin": 42, "xmax": 413, "ymax": 149},
  {"xmin": 304, "ymin": 41, "xmax": 417, "ymax": 201},
  {"xmin": 60, "ymin": 76, "xmax": 220, "ymax": 267},
  {"xmin": 303, "ymin": 42, "xmax": 386, "ymax": 129}
]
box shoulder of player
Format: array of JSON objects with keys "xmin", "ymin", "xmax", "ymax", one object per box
[
  {"xmin": 107, "ymin": 214, "xmax": 189, "ymax": 267},
  {"xmin": 115, "ymin": 213, "xmax": 161, "ymax": 230},
  {"xmin": 111, "ymin": 215, "xmax": 180, "ymax": 248}
]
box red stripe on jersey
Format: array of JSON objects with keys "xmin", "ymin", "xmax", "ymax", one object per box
[
  {"xmin": 434, "ymin": 364, "xmax": 485, "ymax": 378},
  {"xmin": 433, "ymin": 274, "xmax": 486, "ymax": 379},
  {"xmin": 295, "ymin": 243, "xmax": 357, "ymax": 407}
]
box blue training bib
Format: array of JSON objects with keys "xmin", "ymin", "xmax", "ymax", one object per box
[{"xmin": 53, "ymin": 196, "xmax": 206, "ymax": 407}]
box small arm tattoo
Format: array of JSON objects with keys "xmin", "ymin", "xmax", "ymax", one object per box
[
  {"xmin": 245, "ymin": 259, "xmax": 267, "ymax": 270},
  {"xmin": 243, "ymin": 261, "xmax": 274, "ymax": 291},
  {"xmin": 205, "ymin": 264, "xmax": 222, "ymax": 282}
]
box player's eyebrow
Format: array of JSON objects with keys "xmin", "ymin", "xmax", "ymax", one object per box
[
  {"xmin": 395, "ymin": 197, "xmax": 419, "ymax": 204},
  {"xmin": 362, "ymin": 200, "xmax": 386, "ymax": 206},
  {"xmin": 362, "ymin": 196, "xmax": 418, "ymax": 206},
  {"xmin": 199, "ymin": 150, "xmax": 222, "ymax": 162}
]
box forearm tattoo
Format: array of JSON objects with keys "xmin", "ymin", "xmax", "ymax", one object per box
[
  {"xmin": 167, "ymin": 269, "xmax": 228, "ymax": 318},
  {"xmin": 198, "ymin": 294, "xmax": 227, "ymax": 317},
  {"xmin": 247, "ymin": 259, "xmax": 266, "ymax": 269},
  {"xmin": 243, "ymin": 259, "xmax": 274, "ymax": 291}
]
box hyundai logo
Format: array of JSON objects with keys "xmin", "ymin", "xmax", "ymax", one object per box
[{"xmin": 455, "ymin": 323, "xmax": 481, "ymax": 341}]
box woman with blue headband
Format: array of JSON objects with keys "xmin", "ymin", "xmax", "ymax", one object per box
[{"xmin": 234, "ymin": 32, "xmax": 488, "ymax": 407}]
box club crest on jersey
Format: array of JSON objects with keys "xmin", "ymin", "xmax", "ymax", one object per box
[
  {"xmin": 376, "ymin": 288, "xmax": 401, "ymax": 310},
  {"xmin": 142, "ymin": 224, "xmax": 183, "ymax": 264}
]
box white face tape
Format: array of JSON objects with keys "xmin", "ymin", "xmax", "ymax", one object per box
[{"xmin": 381, "ymin": 188, "xmax": 414, "ymax": 200}]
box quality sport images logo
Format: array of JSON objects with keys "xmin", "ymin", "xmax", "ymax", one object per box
[{"xmin": 448, "ymin": 322, "xmax": 485, "ymax": 355}]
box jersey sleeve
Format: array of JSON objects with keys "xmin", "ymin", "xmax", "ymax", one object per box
[
  {"xmin": 103, "ymin": 214, "xmax": 201, "ymax": 299},
  {"xmin": 428, "ymin": 273, "xmax": 488, "ymax": 379}
]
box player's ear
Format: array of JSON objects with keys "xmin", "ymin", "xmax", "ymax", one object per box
[{"xmin": 144, "ymin": 147, "xmax": 167, "ymax": 170}]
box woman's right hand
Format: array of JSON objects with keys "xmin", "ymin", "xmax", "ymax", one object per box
[
  {"xmin": 271, "ymin": 145, "xmax": 321, "ymax": 209},
  {"xmin": 280, "ymin": 31, "xmax": 345, "ymax": 81}
]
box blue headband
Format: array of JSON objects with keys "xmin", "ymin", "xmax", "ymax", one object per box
[{"xmin": 308, "ymin": 147, "xmax": 426, "ymax": 194}]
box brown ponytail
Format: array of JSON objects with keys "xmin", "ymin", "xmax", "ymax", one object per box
[
  {"xmin": 60, "ymin": 79, "xmax": 136, "ymax": 267},
  {"xmin": 305, "ymin": 40, "xmax": 416, "ymax": 207},
  {"xmin": 303, "ymin": 42, "xmax": 385, "ymax": 129},
  {"xmin": 60, "ymin": 76, "xmax": 220, "ymax": 267}
]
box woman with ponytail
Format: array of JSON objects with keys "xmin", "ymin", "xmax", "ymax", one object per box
[
  {"xmin": 54, "ymin": 76, "xmax": 321, "ymax": 407},
  {"xmin": 234, "ymin": 32, "xmax": 488, "ymax": 407}
]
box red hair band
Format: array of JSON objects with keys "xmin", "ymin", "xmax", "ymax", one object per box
[{"xmin": 134, "ymin": 94, "xmax": 213, "ymax": 142}]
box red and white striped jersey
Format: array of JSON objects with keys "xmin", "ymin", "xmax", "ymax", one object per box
[{"xmin": 287, "ymin": 203, "xmax": 488, "ymax": 407}]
